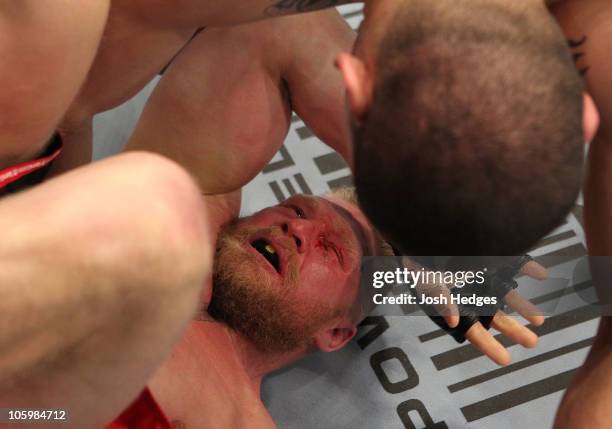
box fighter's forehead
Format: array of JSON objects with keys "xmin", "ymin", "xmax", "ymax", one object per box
[{"xmin": 280, "ymin": 194, "xmax": 342, "ymax": 218}]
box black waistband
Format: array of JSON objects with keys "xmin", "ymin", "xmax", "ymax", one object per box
[{"xmin": 0, "ymin": 132, "xmax": 63, "ymax": 197}]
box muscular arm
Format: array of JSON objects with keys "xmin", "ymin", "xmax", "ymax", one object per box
[
  {"xmin": 127, "ymin": 10, "xmax": 354, "ymax": 194},
  {"xmin": 0, "ymin": 0, "xmax": 109, "ymax": 168},
  {"xmin": 281, "ymin": 9, "xmax": 356, "ymax": 164},
  {"xmin": 551, "ymin": 1, "xmax": 612, "ymax": 427},
  {"xmin": 125, "ymin": 23, "xmax": 292, "ymax": 195}
]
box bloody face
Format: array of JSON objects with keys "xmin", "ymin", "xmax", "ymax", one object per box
[{"xmin": 209, "ymin": 194, "xmax": 376, "ymax": 353}]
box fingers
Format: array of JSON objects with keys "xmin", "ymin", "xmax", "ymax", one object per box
[
  {"xmin": 413, "ymin": 281, "xmax": 459, "ymax": 328},
  {"xmin": 432, "ymin": 287, "xmax": 459, "ymax": 328},
  {"xmin": 491, "ymin": 311, "xmax": 539, "ymax": 348},
  {"xmin": 445, "ymin": 313, "xmax": 460, "ymax": 329},
  {"xmin": 466, "ymin": 312, "xmax": 540, "ymax": 366},
  {"xmin": 504, "ymin": 290, "xmax": 545, "ymax": 326},
  {"xmin": 465, "ymin": 322, "xmax": 511, "ymax": 366},
  {"xmin": 520, "ymin": 260, "xmax": 548, "ymax": 281}
]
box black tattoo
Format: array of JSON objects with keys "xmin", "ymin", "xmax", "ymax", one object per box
[
  {"xmin": 568, "ymin": 36, "xmax": 589, "ymax": 76},
  {"xmin": 265, "ymin": 0, "xmax": 349, "ymax": 16},
  {"xmin": 568, "ymin": 35, "xmax": 587, "ymax": 49}
]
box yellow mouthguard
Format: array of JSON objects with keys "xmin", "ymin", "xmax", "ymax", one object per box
[{"xmin": 265, "ymin": 244, "xmax": 276, "ymax": 254}]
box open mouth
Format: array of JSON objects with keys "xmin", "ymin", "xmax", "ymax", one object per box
[{"xmin": 250, "ymin": 239, "xmax": 281, "ymax": 273}]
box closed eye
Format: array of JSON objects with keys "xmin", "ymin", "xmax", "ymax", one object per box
[{"xmin": 286, "ymin": 204, "xmax": 306, "ymax": 219}]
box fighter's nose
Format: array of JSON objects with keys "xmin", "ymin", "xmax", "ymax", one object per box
[{"xmin": 282, "ymin": 220, "xmax": 311, "ymax": 253}]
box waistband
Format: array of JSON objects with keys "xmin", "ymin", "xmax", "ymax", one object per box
[{"xmin": 0, "ymin": 133, "xmax": 63, "ymax": 196}]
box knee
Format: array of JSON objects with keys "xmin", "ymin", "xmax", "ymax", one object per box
[
  {"xmin": 120, "ymin": 151, "xmax": 210, "ymax": 282},
  {"xmin": 76, "ymin": 152, "xmax": 212, "ymax": 316}
]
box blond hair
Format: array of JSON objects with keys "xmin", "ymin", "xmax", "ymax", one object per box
[{"xmin": 326, "ymin": 187, "xmax": 395, "ymax": 257}]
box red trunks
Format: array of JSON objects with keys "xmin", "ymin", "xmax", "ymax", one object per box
[{"xmin": 105, "ymin": 388, "xmax": 172, "ymax": 429}]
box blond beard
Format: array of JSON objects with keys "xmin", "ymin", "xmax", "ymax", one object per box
[{"xmin": 208, "ymin": 220, "xmax": 339, "ymax": 354}]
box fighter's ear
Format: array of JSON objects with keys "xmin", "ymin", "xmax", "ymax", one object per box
[
  {"xmin": 335, "ymin": 53, "xmax": 374, "ymax": 124},
  {"xmin": 313, "ymin": 320, "xmax": 357, "ymax": 353},
  {"xmin": 583, "ymin": 92, "xmax": 600, "ymax": 144}
]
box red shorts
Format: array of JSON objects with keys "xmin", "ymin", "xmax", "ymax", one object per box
[
  {"xmin": 0, "ymin": 133, "xmax": 62, "ymax": 196},
  {"xmin": 105, "ymin": 388, "xmax": 172, "ymax": 429}
]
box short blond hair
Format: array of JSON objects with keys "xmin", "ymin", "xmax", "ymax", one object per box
[{"xmin": 326, "ymin": 187, "xmax": 395, "ymax": 257}]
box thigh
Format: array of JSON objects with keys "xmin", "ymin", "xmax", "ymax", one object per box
[{"xmin": 0, "ymin": 152, "xmax": 211, "ymax": 429}]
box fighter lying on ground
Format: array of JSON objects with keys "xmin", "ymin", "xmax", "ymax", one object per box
[
  {"xmin": 1, "ymin": 2, "xmax": 608, "ymax": 424},
  {"xmin": 98, "ymin": 18, "xmax": 548, "ymax": 427},
  {"xmin": 0, "ymin": 10, "xmax": 540, "ymax": 428}
]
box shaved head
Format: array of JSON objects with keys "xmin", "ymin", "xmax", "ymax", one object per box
[{"xmin": 353, "ymin": 0, "xmax": 584, "ymax": 255}]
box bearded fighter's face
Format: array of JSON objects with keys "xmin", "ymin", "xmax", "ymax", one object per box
[{"xmin": 209, "ymin": 195, "xmax": 375, "ymax": 354}]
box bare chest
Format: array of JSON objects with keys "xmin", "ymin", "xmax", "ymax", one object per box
[
  {"xmin": 154, "ymin": 370, "xmax": 278, "ymax": 429},
  {"xmin": 149, "ymin": 335, "xmax": 279, "ymax": 429}
]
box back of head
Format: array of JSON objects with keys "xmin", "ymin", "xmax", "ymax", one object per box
[{"xmin": 354, "ymin": 0, "xmax": 584, "ymax": 255}]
